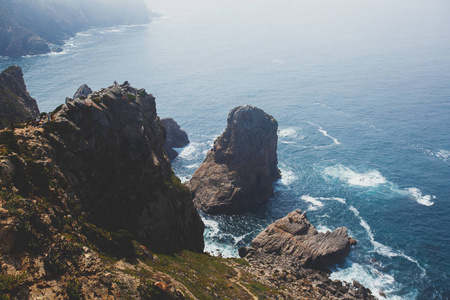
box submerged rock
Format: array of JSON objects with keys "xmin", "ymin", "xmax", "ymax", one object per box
[
  {"xmin": 73, "ymin": 84, "xmax": 93, "ymax": 99},
  {"xmin": 0, "ymin": 65, "xmax": 40, "ymax": 128},
  {"xmin": 241, "ymin": 210, "xmax": 356, "ymax": 269},
  {"xmin": 161, "ymin": 118, "xmax": 189, "ymax": 160},
  {"xmin": 187, "ymin": 105, "xmax": 280, "ymax": 214}
]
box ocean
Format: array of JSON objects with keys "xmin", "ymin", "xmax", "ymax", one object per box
[{"xmin": 1, "ymin": 1, "xmax": 449, "ymax": 298}]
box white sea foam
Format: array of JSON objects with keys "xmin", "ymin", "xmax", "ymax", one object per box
[
  {"xmin": 279, "ymin": 166, "xmax": 297, "ymax": 186},
  {"xmin": 185, "ymin": 163, "xmax": 200, "ymax": 169},
  {"xmin": 308, "ymin": 122, "xmax": 341, "ymax": 145},
  {"xmin": 349, "ymin": 206, "xmax": 427, "ymax": 276},
  {"xmin": 278, "ymin": 127, "xmax": 297, "ymax": 138},
  {"xmin": 330, "ymin": 262, "xmax": 404, "ymax": 300},
  {"xmin": 404, "ymin": 188, "xmax": 435, "ymax": 206},
  {"xmin": 203, "ymin": 218, "xmax": 220, "ymax": 238},
  {"xmin": 179, "ymin": 143, "xmax": 198, "ymax": 158},
  {"xmin": 317, "ymin": 196, "xmax": 347, "ymax": 204},
  {"xmin": 301, "ymin": 195, "xmax": 324, "ymax": 210},
  {"xmin": 324, "ymin": 165, "xmax": 387, "ymax": 187},
  {"xmin": 316, "ymin": 225, "xmax": 332, "ymax": 233},
  {"xmin": 436, "ymin": 149, "xmax": 450, "ymax": 161}
]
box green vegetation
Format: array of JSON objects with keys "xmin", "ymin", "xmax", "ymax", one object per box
[
  {"xmin": 67, "ymin": 278, "xmax": 84, "ymax": 300},
  {"xmin": 164, "ymin": 174, "xmax": 190, "ymax": 197},
  {"xmin": 44, "ymin": 240, "xmax": 83, "ymax": 276},
  {"xmin": 0, "ymin": 273, "xmax": 27, "ymax": 300},
  {"xmin": 0, "ymin": 130, "xmax": 20, "ymax": 153},
  {"xmin": 126, "ymin": 94, "xmax": 136, "ymax": 102},
  {"xmin": 82, "ymin": 223, "xmax": 136, "ymax": 260},
  {"xmin": 138, "ymin": 280, "xmax": 166, "ymax": 300}
]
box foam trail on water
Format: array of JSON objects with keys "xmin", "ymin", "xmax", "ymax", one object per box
[
  {"xmin": 404, "ymin": 188, "xmax": 435, "ymax": 206},
  {"xmin": 323, "ymin": 165, "xmax": 387, "ymax": 187},
  {"xmin": 349, "ymin": 206, "xmax": 426, "ymax": 276},
  {"xmin": 308, "ymin": 121, "xmax": 341, "ymax": 145},
  {"xmin": 301, "ymin": 195, "xmax": 324, "ymax": 211}
]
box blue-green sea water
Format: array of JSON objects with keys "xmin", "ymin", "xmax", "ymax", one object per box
[{"xmin": 1, "ymin": 1, "xmax": 449, "ymax": 298}]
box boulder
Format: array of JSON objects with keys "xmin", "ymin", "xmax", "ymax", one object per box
[
  {"xmin": 0, "ymin": 65, "xmax": 40, "ymax": 128},
  {"xmin": 161, "ymin": 118, "xmax": 189, "ymax": 160},
  {"xmin": 187, "ymin": 105, "xmax": 280, "ymax": 214},
  {"xmin": 241, "ymin": 210, "xmax": 356, "ymax": 269},
  {"xmin": 73, "ymin": 84, "xmax": 92, "ymax": 99}
]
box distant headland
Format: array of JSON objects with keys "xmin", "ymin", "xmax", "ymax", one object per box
[{"xmin": 0, "ymin": 0, "xmax": 153, "ymax": 57}]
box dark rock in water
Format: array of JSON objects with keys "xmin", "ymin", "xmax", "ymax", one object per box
[
  {"xmin": 187, "ymin": 105, "xmax": 280, "ymax": 214},
  {"xmin": 51, "ymin": 46, "xmax": 63, "ymax": 53},
  {"xmin": 241, "ymin": 210, "xmax": 355, "ymax": 269},
  {"xmin": 161, "ymin": 118, "xmax": 189, "ymax": 160},
  {"xmin": 0, "ymin": 65, "xmax": 40, "ymax": 128},
  {"xmin": 73, "ymin": 84, "xmax": 92, "ymax": 99}
]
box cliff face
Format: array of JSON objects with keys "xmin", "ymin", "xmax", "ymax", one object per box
[
  {"xmin": 0, "ymin": 65, "xmax": 40, "ymax": 128},
  {"xmin": 187, "ymin": 105, "xmax": 280, "ymax": 214},
  {"xmin": 0, "ymin": 0, "xmax": 151, "ymax": 57},
  {"xmin": 0, "ymin": 83, "xmax": 204, "ymax": 252}
]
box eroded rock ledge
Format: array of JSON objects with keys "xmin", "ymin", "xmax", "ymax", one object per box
[
  {"xmin": 187, "ymin": 105, "xmax": 280, "ymax": 214},
  {"xmin": 240, "ymin": 210, "xmax": 357, "ymax": 269}
]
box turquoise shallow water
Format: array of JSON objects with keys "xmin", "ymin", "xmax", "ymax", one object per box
[{"xmin": 1, "ymin": 2, "xmax": 450, "ymax": 298}]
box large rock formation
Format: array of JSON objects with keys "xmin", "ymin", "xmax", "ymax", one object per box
[
  {"xmin": 0, "ymin": 82, "xmax": 204, "ymax": 252},
  {"xmin": 0, "ymin": 65, "xmax": 40, "ymax": 128},
  {"xmin": 161, "ymin": 118, "xmax": 189, "ymax": 160},
  {"xmin": 187, "ymin": 105, "xmax": 280, "ymax": 214},
  {"xmin": 240, "ymin": 210, "xmax": 356, "ymax": 269},
  {"xmin": 0, "ymin": 0, "xmax": 152, "ymax": 57}
]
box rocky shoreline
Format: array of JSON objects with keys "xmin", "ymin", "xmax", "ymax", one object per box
[
  {"xmin": 0, "ymin": 65, "xmax": 375, "ymax": 299},
  {"xmin": 0, "ymin": 0, "xmax": 152, "ymax": 57}
]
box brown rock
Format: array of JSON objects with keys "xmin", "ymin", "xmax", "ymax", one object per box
[
  {"xmin": 247, "ymin": 210, "xmax": 355, "ymax": 269},
  {"xmin": 187, "ymin": 105, "xmax": 280, "ymax": 214}
]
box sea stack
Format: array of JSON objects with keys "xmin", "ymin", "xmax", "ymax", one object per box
[
  {"xmin": 187, "ymin": 105, "xmax": 280, "ymax": 214},
  {"xmin": 0, "ymin": 66, "xmax": 40, "ymax": 128},
  {"xmin": 161, "ymin": 118, "xmax": 190, "ymax": 160},
  {"xmin": 240, "ymin": 210, "xmax": 356, "ymax": 269}
]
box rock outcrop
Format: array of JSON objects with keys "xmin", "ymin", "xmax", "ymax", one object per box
[
  {"xmin": 0, "ymin": 65, "xmax": 40, "ymax": 128},
  {"xmin": 0, "ymin": 0, "xmax": 152, "ymax": 57},
  {"xmin": 73, "ymin": 83, "xmax": 92, "ymax": 99},
  {"xmin": 161, "ymin": 118, "xmax": 189, "ymax": 160},
  {"xmin": 0, "ymin": 82, "xmax": 204, "ymax": 253},
  {"xmin": 240, "ymin": 210, "xmax": 356, "ymax": 269},
  {"xmin": 187, "ymin": 105, "xmax": 280, "ymax": 214}
]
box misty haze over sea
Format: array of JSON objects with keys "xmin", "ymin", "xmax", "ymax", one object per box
[{"xmin": 1, "ymin": 0, "xmax": 450, "ymax": 298}]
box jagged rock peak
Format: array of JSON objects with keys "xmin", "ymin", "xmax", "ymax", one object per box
[
  {"xmin": 240, "ymin": 210, "xmax": 356, "ymax": 269},
  {"xmin": 0, "ymin": 65, "xmax": 40, "ymax": 128},
  {"xmin": 187, "ymin": 105, "xmax": 280, "ymax": 214},
  {"xmin": 51, "ymin": 83, "xmax": 205, "ymax": 252},
  {"xmin": 161, "ymin": 118, "xmax": 190, "ymax": 160},
  {"xmin": 73, "ymin": 84, "xmax": 93, "ymax": 99}
]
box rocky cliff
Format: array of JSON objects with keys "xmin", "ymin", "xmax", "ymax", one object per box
[
  {"xmin": 0, "ymin": 65, "xmax": 40, "ymax": 128},
  {"xmin": 0, "ymin": 0, "xmax": 151, "ymax": 57},
  {"xmin": 161, "ymin": 118, "xmax": 190, "ymax": 160},
  {"xmin": 187, "ymin": 105, "xmax": 280, "ymax": 214}
]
